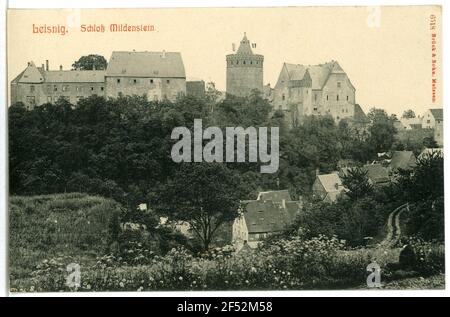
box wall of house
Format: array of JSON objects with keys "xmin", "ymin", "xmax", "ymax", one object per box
[
  {"xmin": 232, "ymin": 214, "xmax": 249, "ymax": 244},
  {"xmin": 422, "ymin": 110, "xmax": 437, "ymax": 129},
  {"xmin": 11, "ymin": 82, "xmax": 106, "ymax": 108},
  {"xmin": 105, "ymin": 76, "xmax": 186, "ymax": 101},
  {"xmin": 320, "ymin": 73, "xmax": 355, "ymax": 122},
  {"xmin": 435, "ymin": 120, "xmax": 443, "ymax": 146}
]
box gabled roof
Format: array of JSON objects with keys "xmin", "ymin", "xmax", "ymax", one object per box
[
  {"xmin": 353, "ymin": 104, "xmax": 370, "ymax": 123},
  {"xmin": 363, "ymin": 164, "xmax": 390, "ymax": 184},
  {"xmin": 316, "ymin": 173, "xmax": 343, "ymax": 193},
  {"xmin": 16, "ymin": 62, "xmax": 45, "ymax": 83},
  {"xmin": 390, "ymin": 151, "xmax": 417, "ymax": 170},
  {"xmin": 429, "ymin": 109, "xmax": 443, "ymax": 120},
  {"xmin": 43, "ymin": 70, "xmax": 106, "ymax": 83},
  {"xmin": 257, "ymin": 190, "xmax": 291, "ymax": 202},
  {"xmin": 106, "ymin": 51, "xmax": 185, "ymax": 78},
  {"xmin": 283, "ymin": 61, "xmax": 349, "ymax": 90},
  {"xmin": 242, "ymin": 200, "xmax": 295, "ymax": 234}
]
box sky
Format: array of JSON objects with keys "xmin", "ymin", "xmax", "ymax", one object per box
[{"xmin": 7, "ymin": 6, "xmax": 442, "ymax": 116}]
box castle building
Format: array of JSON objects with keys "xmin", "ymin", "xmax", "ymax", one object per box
[
  {"xmin": 226, "ymin": 33, "xmax": 264, "ymax": 97},
  {"xmin": 272, "ymin": 61, "xmax": 356, "ymax": 126},
  {"xmin": 10, "ymin": 51, "xmax": 187, "ymax": 108}
]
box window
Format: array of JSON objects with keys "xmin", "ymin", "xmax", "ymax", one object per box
[
  {"xmin": 427, "ymin": 120, "xmax": 431, "ymax": 124},
  {"xmin": 337, "ymin": 95, "xmax": 339, "ymax": 101},
  {"xmin": 76, "ymin": 96, "xmax": 84, "ymax": 101},
  {"xmin": 100, "ymin": 87, "xmax": 104, "ymax": 91},
  {"xmin": 337, "ymin": 116, "xmax": 340, "ymax": 120},
  {"xmin": 76, "ymin": 86, "xmax": 81, "ymax": 92},
  {"xmin": 347, "ymin": 95, "xmax": 349, "ymax": 101},
  {"xmin": 30, "ymin": 85, "xmax": 35, "ymax": 92},
  {"xmin": 117, "ymin": 79, "xmax": 121, "ymax": 83},
  {"xmin": 91, "ymin": 87, "xmax": 94, "ymax": 91},
  {"xmin": 313, "ymin": 107, "xmax": 318, "ymax": 111},
  {"xmin": 133, "ymin": 79, "xmax": 137, "ymax": 84},
  {"xmin": 62, "ymin": 85, "xmax": 69, "ymax": 92},
  {"xmin": 337, "ymin": 82, "xmax": 341, "ymax": 88},
  {"xmin": 243, "ymin": 61, "xmax": 246, "ymax": 65},
  {"xmin": 314, "ymin": 94, "xmax": 317, "ymax": 101},
  {"xmin": 150, "ymin": 79, "xmax": 154, "ymax": 84},
  {"xmin": 282, "ymin": 94, "xmax": 285, "ymax": 101},
  {"xmin": 47, "ymin": 96, "xmax": 52, "ymax": 103},
  {"xmin": 326, "ymin": 95, "xmax": 329, "ymax": 100},
  {"xmin": 166, "ymin": 79, "xmax": 170, "ymax": 84},
  {"xmin": 26, "ymin": 96, "xmax": 35, "ymax": 107},
  {"xmin": 54, "ymin": 85, "xmax": 58, "ymax": 92}
]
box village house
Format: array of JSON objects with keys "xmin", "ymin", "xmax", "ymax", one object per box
[
  {"xmin": 390, "ymin": 151, "xmax": 417, "ymax": 171},
  {"xmin": 421, "ymin": 108, "xmax": 443, "ymax": 130},
  {"xmin": 232, "ymin": 190, "xmax": 302, "ymax": 251},
  {"xmin": 312, "ymin": 173, "xmax": 346, "ymax": 203},
  {"xmin": 362, "ymin": 164, "xmax": 390, "ymax": 186}
]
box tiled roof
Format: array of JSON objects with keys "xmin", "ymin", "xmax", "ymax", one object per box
[
  {"xmin": 106, "ymin": 51, "xmax": 185, "ymax": 78},
  {"xmin": 257, "ymin": 190, "xmax": 291, "ymax": 202},
  {"xmin": 43, "ymin": 70, "xmax": 106, "ymax": 83},
  {"xmin": 363, "ymin": 164, "xmax": 390, "ymax": 184},
  {"xmin": 429, "ymin": 108, "xmax": 443, "ymax": 120},
  {"xmin": 317, "ymin": 173, "xmax": 343, "ymax": 193},
  {"xmin": 353, "ymin": 104, "xmax": 370, "ymax": 123},
  {"xmin": 390, "ymin": 151, "xmax": 417, "ymax": 170},
  {"xmin": 284, "ymin": 61, "xmax": 346, "ymax": 90},
  {"xmin": 242, "ymin": 200, "xmax": 295, "ymax": 234},
  {"xmin": 17, "ymin": 63, "xmax": 45, "ymax": 83}
]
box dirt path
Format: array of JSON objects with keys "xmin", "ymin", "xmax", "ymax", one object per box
[{"xmin": 379, "ymin": 203, "xmax": 408, "ymax": 248}]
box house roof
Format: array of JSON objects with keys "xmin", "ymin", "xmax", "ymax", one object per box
[
  {"xmin": 390, "ymin": 151, "xmax": 417, "ymax": 170},
  {"xmin": 316, "ymin": 173, "xmax": 343, "ymax": 193},
  {"xmin": 257, "ymin": 190, "xmax": 292, "ymax": 202},
  {"xmin": 242, "ymin": 200, "xmax": 296, "ymax": 234},
  {"xmin": 43, "ymin": 70, "xmax": 106, "ymax": 83},
  {"xmin": 106, "ymin": 51, "xmax": 185, "ymax": 78},
  {"xmin": 429, "ymin": 109, "xmax": 443, "ymax": 121},
  {"xmin": 363, "ymin": 164, "xmax": 390, "ymax": 184},
  {"xmin": 16, "ymin": 63, "xmax": 45, "ymax": 83},
  {"xmin": 353, "ymin": 104, "xmax": 370, "ymax": 123},
  {"xmin": 283, "ymin": 61, "xmax": 348, "ymax": 90}
]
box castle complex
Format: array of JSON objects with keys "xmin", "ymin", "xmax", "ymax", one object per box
[
  {"xmin": 11, "ymin": 51, "xmax": 188, "ymax": 108},
  {"xmin": 11, "ymin": 33, "xmax": 366, "ymax": 127}
]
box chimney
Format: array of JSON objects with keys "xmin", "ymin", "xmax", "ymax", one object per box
[
  {"xmin": 41, "ymin": 63, "xmax": 45, "ymax": 70},
  {"xmin": 162, "ymin": 50, "xmax": 166, "ymax": 58},
  {"xmin": 45, "ymin": 60, "xmax": 49, "ymax": 71},
  {"xmin": 27, "ymin": 62, "xmax": 30, "ymax": 66},
  {"xmin": 315, "ymin": 168, "xmax": 320, "ymax": 176},
  {"xmin": 59, "ymin": 65, "xmax": 63, "ymax": 71}
]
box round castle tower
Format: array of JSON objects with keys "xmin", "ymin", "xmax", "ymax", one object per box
[{"xmin": 226, "ymin": 33, "xmax": 264, "ymax": 97}]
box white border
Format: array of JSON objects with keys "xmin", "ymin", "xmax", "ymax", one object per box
[{"xmin": 1, "ymin": 0, "xmax": 448, "ymax": 298}]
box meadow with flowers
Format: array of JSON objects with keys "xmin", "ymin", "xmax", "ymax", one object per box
[{"xmin": 10, "ymin": 193, "xmax": 444, "ymax": 292}]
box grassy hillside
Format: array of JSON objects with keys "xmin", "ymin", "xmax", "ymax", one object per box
[{"xmin": 10, "ymin": 193, "xmax": 121, "ymax": 287}]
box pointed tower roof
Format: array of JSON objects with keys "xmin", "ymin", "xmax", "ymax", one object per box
[{"xmin": 236, "ymin": 32, "xmax": 254, "ymax": 55}]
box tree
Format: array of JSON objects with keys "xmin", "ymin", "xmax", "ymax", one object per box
[
  {"xmin": 341, "ymin": 167, "xmax": 373, "ymax": 201},
  {"xmin": 402, "ymin": 109, "xmax": 416, "ymax": 119},
  {"xmin": 72, "ymin": 54, "xmax": 107, "ymax": 70},
  {"xmin": 153, "ymin": 163, "xmax": 243, "ymax": 251},
  {"xmin": 367, "ymin": 108, "xmax": 396, "ymax": 153}
]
